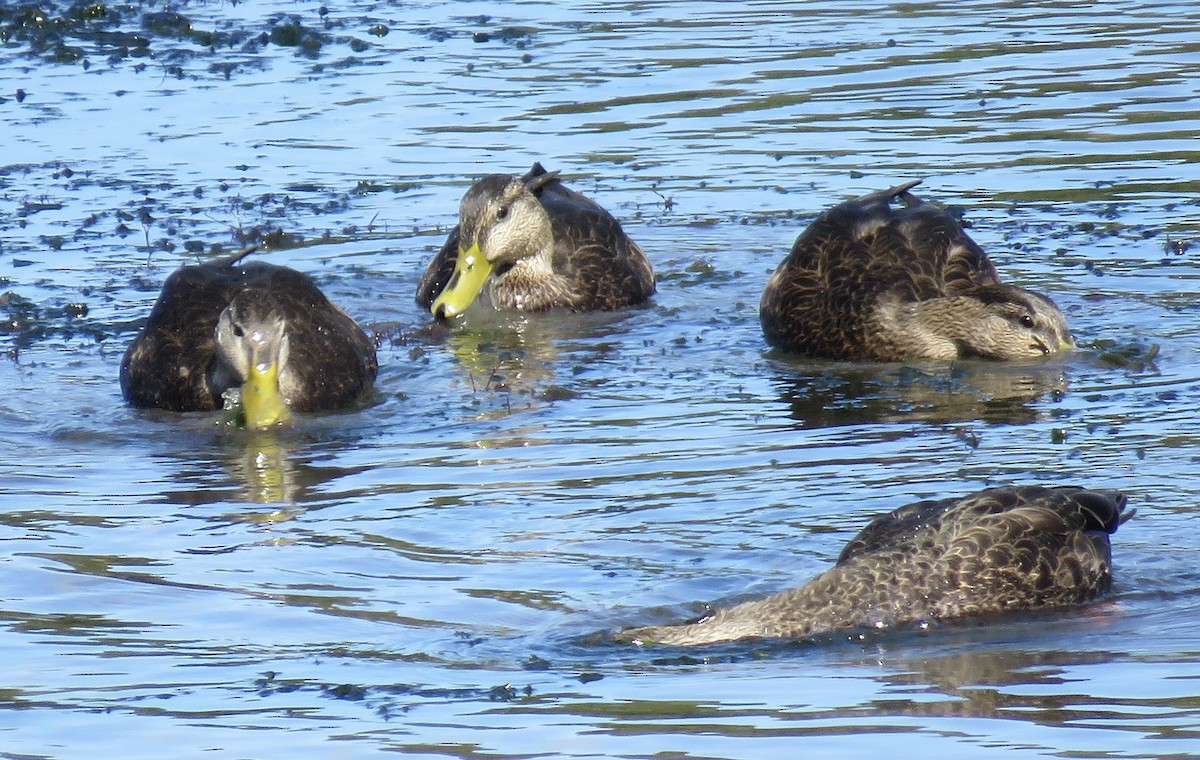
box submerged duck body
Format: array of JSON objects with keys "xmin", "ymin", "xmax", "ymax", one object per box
[
  {"xmin": 760, "ymin": 181, "xmax": 1073, "ymax": 361},
  {"xmin": 620, "ymin": 485, "xmax": 1129, "ymax": 646},
  {"xmin": 417, "ymin": 163, "xmax": 655, "ymax": 318},
  {"xmin": 120, "ymin": 248, "xmax": 378, "ymax": 427}
]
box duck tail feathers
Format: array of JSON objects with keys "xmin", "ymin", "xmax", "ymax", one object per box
[
  {"xmin": 212, "ymin": 244, "xmax": 259, "ymax": 268},
  {"xmin": 888, "ymin": 179, "xmax": 925, "ymax": 206}
]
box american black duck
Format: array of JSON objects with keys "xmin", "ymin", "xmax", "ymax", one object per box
[
  {"xmin": 760, "ymin": 181, "xmax": 1074, "ymax": 361},
  {"xmin": 416, "ymin": 163, "xmax": 655, "ymax": 319},
  {"xmin": 120, "ymin": 247, "xmax": 378, "ymax": 429},
  {"xmin": 619, "ymin": 485, "xmax": 1129, "ymax": 646}
]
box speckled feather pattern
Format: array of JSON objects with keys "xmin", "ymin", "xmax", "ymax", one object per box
[
  {"xmin": 416, "ymin": 163, "xmax": 655, "ymax": 312},
  {"xmin": 619, "ymin": 486, "xmax": 1127, "ymax": 646},
  {"xmin": 120, "ymin": 254, "xmax": 378, "ymax": 413},
  {"xmin": 759, "ymin": 182, "xmax": 1068, "ymax": 360}
]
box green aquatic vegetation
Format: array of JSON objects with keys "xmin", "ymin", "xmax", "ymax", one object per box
[
  {"xmin": 0, "ymin": 1, "xmax": 367, "ymax": 73},
  {"xmin": 0, "ymin": 289, "xmax": 98, "ymax": 349},
  {"xmin": 267, "ymin": 17, "xmax": 323, "ymax": 57},
  {"xmin": 1, "ymin": 2, "xmax": 153, "ymax": 63},
  {"xmin": 1091, "ymin": 339, "xmax": 1160, "ymax": 372},
  {"xmin": 140, "ymin": 9, "xmax": 191, "ymax": 39}
]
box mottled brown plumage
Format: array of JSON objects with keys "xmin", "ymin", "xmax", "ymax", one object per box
[
  {"xmin": 120, "ymin": 248, "xmax": 378, "ymax": 417},
  {"xmin": 619, "ymin": 486, "xmax": 1129, "ymax": 646},
  {"xmin": 760, "ymin": 181, "xmax": 1073, "ymax": 360},
  {"xmin": 416, "ymin": 163, "xmax": 655, "ymax": 317}
]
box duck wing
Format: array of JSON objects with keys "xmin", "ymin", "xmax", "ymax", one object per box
[
  {"xmin": 839, "ymin": 485, "xmax": 1127, "ymax": 566},
  {"xmin": 527, "ymin": 162, "xmax": 655, "ymax": 310},
  {"xmin": 889, "ymin": 182, "xmax": 1002, "ymax": 294},
  {"xmin": 120, "ymin": 257, "xmax": 253, "ymax": 411},
  {"xmin": 786, "ymin": 181, "xmax": 1000, "ymax": 300},
  {"xmin": 835, "ymin": 494, "xmax": 956, "ymax": 565},
  {"xmin": 927, "ymin": 486, "xmax": 1127, "ymax": 616},
  {"xmin": 761, "ymin": 195, "xmax": 919, "ymax": 358},
  {"xmin": 537, "ymin": 184, "xmax": 655, "ymax": 310}
]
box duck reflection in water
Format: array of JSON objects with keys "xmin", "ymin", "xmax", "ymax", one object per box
[
  {"xmin": 774, "ymin": 361, "xmax": 1069, "ymax": 429},
  {"xmin": 148, "ymin": 426, "xmax": 369, "ymax": 512}
]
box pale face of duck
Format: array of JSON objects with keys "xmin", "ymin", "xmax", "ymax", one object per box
[
  {"xmin": 958, "ymin": 288, "xmax": 1075, "ymax": 360},
  {"xmin": 431, "ymin": 175, "xmax": 552, "ymax": 319},
  {"xmin": 214, "ymin": 291, "xmax": 292, "ymax": 428}
]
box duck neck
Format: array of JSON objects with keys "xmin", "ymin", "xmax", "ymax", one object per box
[
  {"xmin": 489, "ymin": 243, "xmax": 575, "ymax": 311},
  {"xmin": 631, "ymin": 558, "xmax": 929, "ymax": 645},
  {"xmin": 874, "ymin": 295, "xmax": 991, "ymax": 360}
]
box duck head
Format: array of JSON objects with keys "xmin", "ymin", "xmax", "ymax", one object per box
[
  {"xmin": 957, "ymin": 286, "xmax": 1075, "ymax": 360},
  {"xmin": 214, "ymin": 290, "xmax": 292, "ymax": 428},
  {"xmin": 431, "ymin": 172, "xmax": 557, "ymax": 319}
]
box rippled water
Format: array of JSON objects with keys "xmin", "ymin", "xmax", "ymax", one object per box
[{"xmin": 3, "ymin": 0, "xmax": 1200, "ymax": 757}]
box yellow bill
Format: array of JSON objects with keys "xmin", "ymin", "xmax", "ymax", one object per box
[
  {"xmin": 430, "ymin": 243, "xmax": 494, "ymax": 319},
  {"xmin": 240, "ymin": 360, "xmax": 291, "ymax": 429}
]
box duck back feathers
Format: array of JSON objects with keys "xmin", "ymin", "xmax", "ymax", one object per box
[{"xmin": 619, "ymin": 485, "xmax": 1129, "ymax": 646}]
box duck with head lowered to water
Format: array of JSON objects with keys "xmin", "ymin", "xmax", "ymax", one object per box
[
  {"xmin": 619, "ymin": 485, "xmax": 1130, "ymax": 646},
  {"xmin": 760, "ymin": 181, "xmax": 1074, "ymax": 361},
  {"xmin": 120, "ymin": 247, "xmax": 378, "ymax": 429}
]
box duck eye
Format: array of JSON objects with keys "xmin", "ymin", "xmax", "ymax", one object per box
[
  {"xmin": 1020, "ymin": 315, "xmax": 1035, "ymax": 328},
  {"xmin": 496, "ymin": 205, "xmax": 509, "ymax": 220}
]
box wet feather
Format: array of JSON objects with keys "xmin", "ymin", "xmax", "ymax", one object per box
[{"xmin": 619, "ymin": 485, "xmax": 1129, "ymax": 646}]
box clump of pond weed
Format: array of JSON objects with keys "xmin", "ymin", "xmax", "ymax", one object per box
[{"xmin": 0, "ymin": 2, "xmax": 374, "ymax": 76}]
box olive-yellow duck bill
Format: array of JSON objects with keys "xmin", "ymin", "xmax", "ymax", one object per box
[
  {"xmin": 430, "ymin": 243, "xmax": 493, "ymax": 319},
  {"xmin": 240, "ymin": 358, "xmax": 291, "ymax": 429}
]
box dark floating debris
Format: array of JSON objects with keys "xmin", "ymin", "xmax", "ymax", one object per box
[
  {"xmin": 0, "ymin": 290, "xmax": 101, "ymax": 349},
  {"xmin": 0, "ymin": 2, "xmax": 377, "ymax": 75},
  {"xmin": 1093, "ymin": 339, "xmax": 1160, "ymax": 372}
]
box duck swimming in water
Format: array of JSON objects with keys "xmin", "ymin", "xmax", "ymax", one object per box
[
  {"xmin": 619, "ymin": 485, "xmax": 1129, "ymax": 646},
  {"xmin": 759, "ymin": 181, "xmax": 1073, "ymax": 361},
  {"xmin": 417, "ymin": 163, "xmax": 655, "ymax": 319},
  {"xmin": 120, "ymin": 247, "xmax": 378, "ymax": 429}
]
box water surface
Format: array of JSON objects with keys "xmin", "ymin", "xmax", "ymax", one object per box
[{"xmin": 2, "ymin": 1, "xmax": 1200, "ymax": 757}]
